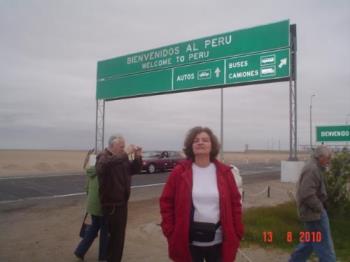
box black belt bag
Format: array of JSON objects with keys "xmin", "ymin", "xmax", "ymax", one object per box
[{"xmin": 190, "ymin": 221, "xmax": 221, "ymax": 242}]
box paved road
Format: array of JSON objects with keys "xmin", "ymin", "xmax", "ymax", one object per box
[{"xmin": 0, "ymin": 164, "xmax": 280, "ymax": 202}]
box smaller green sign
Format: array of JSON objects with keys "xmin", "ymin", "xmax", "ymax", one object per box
[
  {"xmin": 316, "ymin": 125, "xmax": 350, "ymax": 142},
  {"xmin": 173, "ymin": 60, "xmax": 225, "ymax": 90}
]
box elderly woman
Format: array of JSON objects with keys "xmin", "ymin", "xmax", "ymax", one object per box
[{"xmin": 160, "ymin": 126, "xmax": 243, "ymax": 262}]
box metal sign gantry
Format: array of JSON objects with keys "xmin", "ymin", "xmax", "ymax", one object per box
[{"xmin": 95, "ymin": 21, "xmax": 298, "ymax": 161}]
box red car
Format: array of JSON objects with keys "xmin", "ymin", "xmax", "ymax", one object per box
[{"xmin": 142, "ymin": 151, "xmax": 185, "ymax": 174}]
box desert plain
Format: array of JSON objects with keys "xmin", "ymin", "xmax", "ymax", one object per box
[{"xmin": 0, "ymin": 149, "xmax": 310, "ymax": 261}]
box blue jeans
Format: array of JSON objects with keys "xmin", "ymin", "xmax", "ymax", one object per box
[
  {"xmin": 289, "ymin": 210, "xmax": 336, "ymax": 262},
  {"xmin": 75, "ymin": 214, "xmax": 108, "ymax": 260}
]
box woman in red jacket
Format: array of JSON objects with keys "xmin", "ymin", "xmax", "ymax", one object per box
[{"xmin": 160, "ymin": 126, "xmax": 243, "ymax": 262}]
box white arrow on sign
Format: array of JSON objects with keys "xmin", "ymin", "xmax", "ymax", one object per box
[
  {"xmin": 278, "ymin": 58, "xmax": 287, "ymax": 68},
  {"xmin": 215, "ymin": 67, "xmax": 221, "ymax": 77}
]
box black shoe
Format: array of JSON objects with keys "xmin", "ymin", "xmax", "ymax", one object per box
[{"xmin": 74, "ymin": 251, "xmax": 84, "ymax": 261}]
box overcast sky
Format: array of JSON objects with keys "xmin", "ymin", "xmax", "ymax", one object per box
[{"xmin": 0, "ymin": 0, "xmax": 349, "ymax": 151}]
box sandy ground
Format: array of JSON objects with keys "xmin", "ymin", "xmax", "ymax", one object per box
[
  {"xmin": 0, "ymin": 179, "xmax": 296, "ymax": 262},
  {"xmin": 0, "ymin": 150, "xmax": 86, "ymax": 177},
  {"xmin": 0, "ymin": 149, "xmax": 305, "ymax": 261},
  {"xmin": 0, "ymin": 150, "xmax": 309, "ymax": 178}
]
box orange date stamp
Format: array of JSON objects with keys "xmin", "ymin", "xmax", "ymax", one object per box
[{"xmin": 262, "ymin": 231, "xmax": 322, "ymax": 243}]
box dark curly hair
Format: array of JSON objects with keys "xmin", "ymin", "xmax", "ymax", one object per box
[{"xmin": 183, "ymin": 126, "xmax": 220, "ymax": 161}]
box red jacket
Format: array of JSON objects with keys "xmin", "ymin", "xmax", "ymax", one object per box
[{"xmin": 160, "ymin": 159, "xmax": 243, "ymax": 262}]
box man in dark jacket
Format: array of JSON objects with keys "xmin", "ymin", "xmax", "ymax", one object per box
[
  {"xmin": 289, "ymin": 145, "xmax": 336, "ymax": 262},
  {"xmin": 96, "ymin": 134, "xmax": 142, "ymax": 262}
]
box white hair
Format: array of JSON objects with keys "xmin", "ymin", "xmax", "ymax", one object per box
[
  {"xmin": 314, "ymin": 145, "xmax": 332, "ymax": 159},
  {"xmin": 108, "ymin": 134, "xmax": 124, "ymax": 147}
]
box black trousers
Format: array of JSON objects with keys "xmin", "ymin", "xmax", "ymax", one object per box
[
  {"xmin": 106, "ymin": 205, "xmax": 128, "ymax": 262},
  {"xmin": 189, "ymin": 244, "xmax": 222, "ymax": 262}
]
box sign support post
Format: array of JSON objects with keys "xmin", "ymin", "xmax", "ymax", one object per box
[
  {"xmin": 95, "ymin": 99, "xmax": 105, "ymax": 153},
  {"xmin": 220, "ymin": 88, "xmax": 224, "ymax": 162},
  {"xmin": 289, "ymin": 24, "xmax": 298, "ymax": 160}
]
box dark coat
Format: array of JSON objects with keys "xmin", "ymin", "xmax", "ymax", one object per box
[
  {"xmin": 96, "ymin": 149, "xmax": 142, "ymax": 214},
  {"xmin": 159, "ymin": 159, "xmax": 243, "ymax": 262}
]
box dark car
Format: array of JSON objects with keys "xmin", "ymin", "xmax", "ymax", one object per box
[{"xmin": 142, "ymin": 150, "xmax": 185, "ymax": 174}]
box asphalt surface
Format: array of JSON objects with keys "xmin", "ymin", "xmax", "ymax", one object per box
[{"xmin": 0, "ymin": 163, "xmax": 280, "ymax": 203}]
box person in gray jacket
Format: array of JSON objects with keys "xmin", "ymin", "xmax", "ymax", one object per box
[{"xmin": 289, "ymin": 145, "xmax": 336, "ymax": 262}]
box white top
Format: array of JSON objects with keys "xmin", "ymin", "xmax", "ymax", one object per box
[{"xmin": 192, "ymin": 163, "xmax": 222, "ymax": 246}]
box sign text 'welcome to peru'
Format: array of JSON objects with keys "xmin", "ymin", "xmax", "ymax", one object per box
[{"xmin": 97, "ymin": 20, "xmax": 290, "ymax": 100}]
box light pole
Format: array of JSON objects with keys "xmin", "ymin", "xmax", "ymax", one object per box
[
  {"xmin": 310, "ymin": 94, "xmax": 316, "ymax": 150},
  {"xmin": 346, "ymin": 113, "xmax": 350, "ymax": 147}
]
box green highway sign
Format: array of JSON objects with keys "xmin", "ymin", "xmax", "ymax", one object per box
[
  {"xmin": 97, "ymin": 49, "xmax": 290, "ymax": 100},
  {"xmin": 316, "ymin": 125, "xmax": 350, "ymax": 142},
  {"xmin": 97, "ymin": 20, "xmax": 289, "ymax": 80}
]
